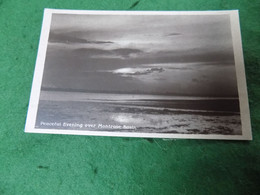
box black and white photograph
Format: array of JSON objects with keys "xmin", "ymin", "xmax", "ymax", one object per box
[{"xmin": 25, "ymin": 9, "xmax": 252, "ymax": 139}]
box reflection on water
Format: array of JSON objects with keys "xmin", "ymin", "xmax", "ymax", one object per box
[
  {"xmin": 36, "ymin": 91, "xmax": 242, "ymax": 135},
  {"xmin": 111, "ymin": 114, "xmax": 144, "ymax": 124},
  {"xmin": 108, "ymin": 111, "xmax": 241, "ymax": 134}
]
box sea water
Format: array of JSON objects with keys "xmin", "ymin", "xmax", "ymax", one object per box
[{"xmin": 35, "ymin": 90, "xmax": 242, "ymax": 135}]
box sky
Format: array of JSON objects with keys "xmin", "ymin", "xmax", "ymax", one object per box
[{"xmin": 41, "ymin": 13, "xmax": 239, "ymax": 97}]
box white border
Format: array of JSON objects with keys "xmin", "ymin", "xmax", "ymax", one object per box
[{"xmin": 25, "ymin": 9, "xmax": 252, "ymax": 140}]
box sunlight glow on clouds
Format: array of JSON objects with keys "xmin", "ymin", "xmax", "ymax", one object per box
[{"xmin": 113, "ymin": 67, "xmax": 164, "ymax": 76}]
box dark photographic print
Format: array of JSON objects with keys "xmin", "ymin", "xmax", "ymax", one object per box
[{"xmin": 25, "ymin": 9, "xmax": 252, "ymax": 139}]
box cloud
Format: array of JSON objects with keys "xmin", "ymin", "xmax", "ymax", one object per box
[
  {"xmin": 113, "ymin": 67, "xmax": 164, "ymax": 77},
  {"xmin": 72, "ymin": 47, "xmax": 143, "ymax": 59},
  {"xmin": 42, "ymin": 13, "xmax": 238, "ymax": 97},
  {"xmin": 112, "ymin": 48, "xmax": 143, "ymax": 58},
  {"xmin": 48, "ymin": 31, "xmax": 113, "ymax": 44},
  {"xmin": 165, "ymin": 32, "xmax": 182, "ymax": 36}
]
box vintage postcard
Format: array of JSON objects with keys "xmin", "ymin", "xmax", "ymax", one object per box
[{"xmin": 25, "ymin": 9, "xmax": 252, "ymax": 140}]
